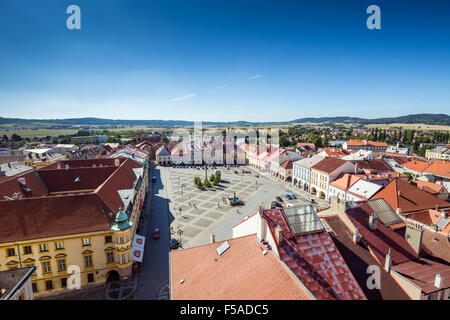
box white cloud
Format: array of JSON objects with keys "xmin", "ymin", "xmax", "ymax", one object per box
[
  {"xmin": 248, "ymin": 74, "xmax": 263, "ymax": 80},
  {"xmin": 170, "ymin": 93, "xmax": 197, "ymax": 103}
]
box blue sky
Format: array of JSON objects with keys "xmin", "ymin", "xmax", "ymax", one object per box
[{"xmin": 0, "ymin": 0, "xmax": 449, "ymax": 122}]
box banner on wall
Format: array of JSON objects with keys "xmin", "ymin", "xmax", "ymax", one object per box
[{"xmin": 132, "ymin": 234, "xmax": 145, "ymax": 263}]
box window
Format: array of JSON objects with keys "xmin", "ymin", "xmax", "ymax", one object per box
[
  {"xmin": 55, "ymin": 241, "xmax": 64, "ymax": 250},
  {"xmin": 23, "ymin": 246, "xmax": 32, "ymax": 255},
  {"xmin": 45, "ymin": 280, "xmax": 53, "ymax": 291},
  {"xmin": 6, "ymin": 248, "xmax": 15, "ymax": 257},
  {"xmin": 61, "ymin": 278, "xmax": 67, "ymax": 288},
  {"xmin": 121, "ymin": 254, "xmax": 125, "ymax": 264},
  {"xmin": 127, "ymin": 252, "xmax": 130, "ymax": 263},
  {"xmin": 42, "ymin": 261, "xmax": 51, "ymax": 274},
  {"xmin": 87, "ymin": 273, "xmax": 94, "ymax": 283},
  {"xmin": 39, "ymin": 243, "xmax": 48, "ymax": 252},
  {"xmin": 119, "ymin": 237, "xmax": 124, "ymax": 244},
  {"xmin": 57, "ymin": 259, "xmax": 67, "ymax": 272},
  {"xmin": 105, "ymin": 235, "xmax": 112, "ymax": 243},
  {"xmin": 32, "ymin": 282, "xmax": 38, "ymax": 293},
  {"xmin": 84, "ymin": 255, "xmax": 93, "ymax": 267},
  {"xmin": 106, "ymin": 252, "xmax": 114, "ymax": 264},
  {"xmin": 82, "ymin": 238, "xmax": 90, "ymax": 246}
]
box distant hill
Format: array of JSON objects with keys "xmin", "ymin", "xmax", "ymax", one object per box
[
  {"xmin": 290, "ymin": 114, "xmax": 450, "ymax": 125},
  {"xmin": 0, "ymin": 113, "xmax": 449, "ymax": 127}
]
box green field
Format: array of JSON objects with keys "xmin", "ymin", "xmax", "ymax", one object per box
[{"xmin": 0, "ymin": 126, "xmax": 166, "ymax": 138}]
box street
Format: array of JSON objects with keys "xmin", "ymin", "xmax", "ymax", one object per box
[{"xmin": 134, "ymin": 167, "xmax": 171, "ymax": 300}]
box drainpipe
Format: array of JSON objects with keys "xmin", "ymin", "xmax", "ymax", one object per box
[{"xmin": 15, "ymin": 241, "xmax": 23, "ymax": 268}]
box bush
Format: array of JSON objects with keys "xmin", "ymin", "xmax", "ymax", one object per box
[
  {"xmin": 210, "ymin": 174, "xmax": 216, "ymax": 182},
  {"xmin": 204, "ymin": 179, "xmax": 211, "ymax": 188},
  {"xmin": 213, "ymin": 175, "xmax": 220, "ymax": 185}
]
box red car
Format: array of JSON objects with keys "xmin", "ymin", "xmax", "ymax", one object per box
[
  {"xmin": 153, "ymin": 228, "xmax": 160, "ymax": 240},
  {"xmin": 254, "ymin": 174, "xmax": 259, "ymax": 178}
]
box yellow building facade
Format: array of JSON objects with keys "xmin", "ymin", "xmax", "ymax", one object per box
[{"xmin": 0, "ymin": 158, "xmax": 148, "ymax": 297}]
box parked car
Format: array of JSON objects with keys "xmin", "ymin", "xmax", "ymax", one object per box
[
  {"xmin": 254, "ymin": 174, "xmax": 259, "ymax": 178},
  {"xmin": 291, "ymin": 194, "xmax": 297, "ymax": 199},
  {"xmin": 286, "ymin": 203, "xmax": 294, "ymax": 208},
  {"xmin": 152, "ymin": 176, "xmax": 157, "ymax": 183},
  {"xmin": 169, "ymin": 238, "xmax": 179, "ymax": 249},
  {"xmin": 153, "ymin": 228, "xmax": 160, "ymax": 239},
  {"xmin": 276, "ymin": 196, "xmax": 283, "ymax": 202},
  {"xmin": 271, "ymin": 201, "xmax": 282, "ymax": 209},
  {"xmin": 285, "ymin": 194, "xmax": 292, "ymax": 200},
  {"xmin": 234, "ymin": 170, "xmax": 239, "ymax": 174},
  {"xmin": 306, "ymin": 197, "xmax": 316, "ymax": 203}
]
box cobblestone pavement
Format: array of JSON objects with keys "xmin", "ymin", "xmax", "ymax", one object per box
[
  {"xmin": 164, "ymin": 165, "xmax": 330, "ymax": 248},
  {"xmin": 165, "ymin": 165, "xmax": 273, "ymax": 248},
  {"xmin": 105, "ymin": 274, "xmax": 139, "ymax": 300},
  {"xmin": 156, "ymin": 284, "xmax": 169, "ymax": 300}
]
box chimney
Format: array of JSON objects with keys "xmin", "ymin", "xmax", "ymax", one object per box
[
  {"xmin": 210, "ymin": 234, "xmax": 216, "ymax": 243},
  {"xmin": 398, "ymin": 190, "xmax": 401, "ymax": 197},
  {"xmin": 405, "ymin": 225, "xmax": 423, "ymax": 255},
  {"xmin": 353, "ymin": 227, "xmax": 361, "ymax": 244},
  {"xmin": 354, "ymin": 162, "xmax": 358, "ymax": 174},
  {"xmin": 434, "ymin": 274, "xmax": 443, "ymax": 289},
  {"xmin": 435, "ymin": 205, "xmax": 440, "ymax": 211},
  {"xmin": 258, "ymin": 213, "xmax": 267, "ymax": 241},
  {"xmin": 396, "ymin": 207, "xmax": 402, "ymax": 215},
  {"xmin": 385, "ymin": 248, "xmax": 392, "ymax": 272},
  {"xmin": 368, "ymin": 212, "xmax": 378, "ymax": 231},
  {"xmin": 274, "ymin": 226, "xmax": 283, "ymax": 245}
]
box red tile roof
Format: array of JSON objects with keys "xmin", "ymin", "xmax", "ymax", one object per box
[
  {"xmin": 170, "ymin": 234, "xmax": 313, "ymax": 300},
  {"xmin": 37, "ymin": 167, "xmax": 118, "ymax": 192},
  {"xmin": 0, "ymin": 171, "xmax": 48, "ymax": 200},
  {"xmin": 311, "ymin": 157, "xmax": 350, "ymax": 174},
  {"xmin": 403, "ymin": 160, "xmax": 431, "ymax": 173},
  {"xmin": 39, "ymin": 158, "xmax": 124, "ymax": 170},
  {"xmin": 412, "ymin": 180, "xmax": 445, "ymax": 195},
  {"xmin": 280, "ymin": 160, "xmax": 293, "ymax": 170},
  {"xmin": 0, "ymin": 158, "xmax": 143, "ymax": 242},
  {"xmin": 95, "ymin": 158, "xmax": 142, "ymax": 213},
  {"xmin": 355, "ymin": 159, "xmax": 391, "ymax": 172},
  {"xmin": 319, "ymin": 147, "xmax": 350, "ymax": 158},
  {"xmin": 345, "ymin": 202, "xmax": 422, "ymax": 265},
  {"xmin": 346, "ymin": 140, "xmax": 388, "ymax": 147},
  {"xmin": 424, "ymin": 160, "xmax": 450, "ymax": 178},
  {"xmin": 391, "ymin": 256, "xmax": 450, "ymax": 294},
  {"xmin": 0, "ymin": 194, "xmax": 112, "ymax": 242},
  {"xmin": 330, "ymin": 173, "xmax": 360, "ymax": 191},
  {"xmin": 324, "ymin": 215, "xmax": 411, "ymax": 300},
  {"xmin": 262, "ymin": 209, "xmax": 366, "ymax": 300},
  {"xmin": 370, "ymin": 178, "xmax": 450, "ymax": 214}
]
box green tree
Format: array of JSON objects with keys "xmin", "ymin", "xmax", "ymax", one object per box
[
  {"xmin": 11, "ymin": 133, "xmax": 22, "ymax": 141},
  {"xmin": 76, "ymin": 130, "xmax": 91, "ymax": 136},
  {"xmin": 209, "ymin": 174, "xmax": 216, "ymax": 182},
  {"xmin": 2, "ymin": 134, "xmax": 9, "ymax": 141},
  {"xmin": 106, "ymin": 136, "xmax": 118, "ymax": 143},
  {"xmin": 204, "ymin": 179, "xmax": 211, "ymax": 188}
]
